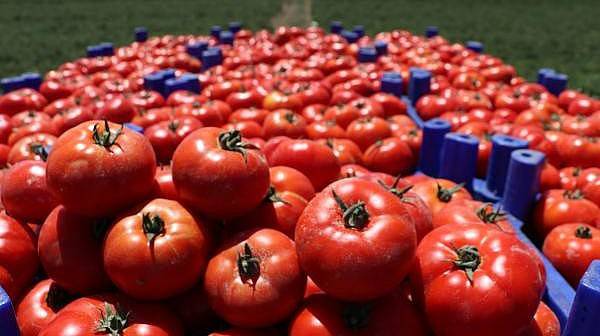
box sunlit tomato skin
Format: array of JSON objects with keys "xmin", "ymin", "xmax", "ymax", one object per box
[
  {"xmin": 540, "ymin": 163, "xmax": 561, "ymax": 192},
  {"xmin": 128, "ymin": 89, "xmax": 165, "ymax": 110},
  {"xmin": 306, "ymin": 120, "xmax": 346, "ymax": 140},
  {"xmin": 38, "ymin": 205, "xmax": 112, "ymax": 295},
  {"xmin": 228, "ymin": 107, "xmax": 269, "ymax": 124},
  {"xmin": 346, "ymin": 117, "xmax": 392, "ymax": 151},
  {"xmin": 51, "ymin": 105, "xmax": 95, "ymax": 134},
  {"xmin": 144, "ymin": 117, "xmax": 202, "ymax": 163},
  {"xmin": 411, "ymin": 224, "xmax": 546, "ymax": 336},
  {"xmin": 268, "ymin": 139, "xmax": 340, "ymax": 191},
  {"xmin": 16, "ymin": 280, "xmax": 75, "ymax": 336},
  {"xmin": 262, "ymin": 109, "xmax": 307, "ymax": 139},
  {"xmin": 349, "ymin": 97, "xmax": 385, "ymax": 118},
  {"xmin": 103, "ymin": 198, "xmax": 211, "ymax": 300},
  {"xmin": 411, "ymin": 178, "xmax": 472, "ymax": 215},
  {"xmin": 174, "ymin": 100, "xmax": 229, "ymax": 127},
  {"xmin": 295, "ymin": 178, "xmax": 417, "ymax": 301},
  {"xmin": 263, "ymin": 91, "xmax": 303, "ymax": 111},
  {"xmin": 323, "ymin": 104, "xmax": 361, "ymax": 128},
  {"xmin": 415, "ymin": 94, "xmax": 455, "ymax": 120},
  {"xmin": 567, "ymin": 97, "xmax": 597, "ymax": 116},
  {"xmin": 0, "ymin": 114, "xmax": 11, "ymax": 144},
  {"xmin": 172, "ymin": 128, "xmax": 270, "ymax": 219},
  {"xmin": 39, "ymin": 294, "xmax": 184, "ymax": 336},
  {"xmin": 0, "ymin": 211, "xmax": 38, "ymax": 298},
  {"xmin": 226, "ymin": 89, "xmax": 263, "ymax": 110},
  {"xmin": 7, "ymin": 133, "xmax": 57, "ymax": 164},
  {"xmin": 95, "ymin": 94, "xmax": 136, "ymax": 123},
  {"xmin": 131, "ymin": 106, "xmax": 173, "ymax": 128},
  {"xmin": 317, "ymin": 138, "xmax": 363, "ymax": 166},
  {"xmin": 151, "ymin": 165, "xmax": 179, "ymax": 201},
  {"xmin": 0, "ymin": 88, "xmax": 48, "ymax": 116},
  {"xmin": 543, "ymin": 223, "xmax": 600, "ymax": 287},
  {"xmin": 289, "ymin": 291, "xmax": 429, "ymax": 336},
  {"xmin": 583, "ymin": 180, "xmax": 600, "ymax": 207},
  {"xmin": 269, "ymin": 166, "xmax": 316, "ymax": 200},
  {"xmin": 1, "ymin": 160, "xmax": 58, "ymax": 223},
  {"xmin": 166, "ymin": 90, "xmax": 207, "ymax": 106},
  {"xmin": 8, "ymin": 119, "xmax": 58, "ymax": 146},
  {"xmin": 534, "ymin": 189, "xmax": 599, "ymax": 237},
  {"xmin": 46, "ymin": 120, "xmax": 156, "ymax": 217},
  {"xmin": 431, "ymin": 199, "xmax": 515, "ymax": 233},
  {"xmin": 204, "ymin": 228, "xmax": 306, "ymax": 328},
  {"xmin": 371, "ymin": 92, "xmax": 408, "ymax": 117},
  {"xmin": 363, "ymin": 137, "xmax": 415, "ymax": 176},
  {"xmin": 555, "ymin": 134, "xmax": 600, "ymax": 168},
  {"xmin": 521, "ymin": 302, "xmax": 561, "ymax": 336}
]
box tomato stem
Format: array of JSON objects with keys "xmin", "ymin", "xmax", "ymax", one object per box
[
  {"xmin": 92, "ymin": 120, "xmax": 123, "ymax": 148},
  {"xmin": 266, "ymin": 186, "xmax": 290, "ymax": 205},
  {"xmin": 563, "ymin": 189, "xmax": 584, "ymax": 200},
  {"xmin": 284, "ymin": 111, "xmax": 297, "ymax": 124},
  {"xmin": 45, "ymin": 283, "xmax": 75, "ymax": 311},
  {"xmin": 575, "ymin": 226, "xmax": 593, "ymax": 239},
  {"xmin": 342, "ymin": 303, "xmax": 372, "ymax": 330},
  {"xmin": 168, "ymin": 120, "xmax": 180, "ymax": 132},
  {"xmin": 95, "ymin": 302, "xmax": 130, "ymax": 336},
  {"xmin": 476, "ymin": 204, "xmax": 506, "ymax": 224},
  {"xmin": 332, "ymin": 190, "xmax": 370, "ymax": 230},
  {"xmin": 142, "ymin": 213, "xmax": 165, "ymax": 244},
  {"xmin": 436, "ymin": 182, "xmax": 465, "ymax": 203},
  {"xmin": 29, "ymin": 142, "xmax": 49, "ymax": 161},
  {"xmin": 237, "ymin": 243, "xmax": 261, "ymax": 280},
  {"xmin": 453, "ymin": 245, "xmax": 481, "ymax": 282},
  {"xmin": 218, "ymin": 130, "xmax": 255, "ymax": 163}
]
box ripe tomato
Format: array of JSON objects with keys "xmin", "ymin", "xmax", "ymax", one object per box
[
  {"xmin": 295, "ymin": 178, "xmax": 416, "ymax": 301},
  {"xmin": 411, "ymin": 178, "xmax": 472, "ymax": 215},
  {"xmin": 228, "ymin": 107, "xmax": 269, "ymax": 124},
  {"xmin": 431, "ymin": 199, "xmax": 514, "ymax": 232},
  {"xmin": 346, "ymin": 117, "xmax": 391, "ymax": 151},
  {"xmin": 363, "ymin": 137, "xmax": 415, "ymax": 176},
  {"xmin": 1, "ymin": 160, "xmax": 58, "ymax": 223},
  {"xmin": 226, "ymin": 88, "xmax": 263, "ymax": 110},
  {"xmin": 269, "ymin": 166, "xmax": 315, "ymax": 200},
  {"xmin": 301, "ymin": 104, "xmax": 327, "ymax": 123},
  {"xmin": 349, "ymin": 97, "xmax": 384, "ymax": 118},
  {"xmin": 263, "ymin": 91, "xmax": 303, "ymax": 111},
  {"xmin": 289, "ymin": 291, "xmax": 428, "ymax": 336},
  {"xmin": 16, "ymin": 280, "xmax": 76, "ymax": 336},
  {"xmin": 306, "ymin": 120, "xmax": 346, "ymax": 139},
  {"xmin": 567, "ymin": 97, "xmax": 596, "ymax": 116},
  {"xmin": 39, "ymin": 294, "xmax": 184, "ymax": 336},
  {"xmin": 172, "ymin": 128, "xmax": 270, "ymax": 219},
  {"xmin": 95, "ymin": 94, "xmax": 136, "ymax": 123},
  {"xmin": 416, "ymin": 94, "xmax": 455, "ymax": 120},
  {"xmin": 0, "ymin": 211, "xmax": 38, "ymax": 298},
  {"xmin": 411, "ymin": 224, "xmax": 545, "ymax": 336},
  {"xmin": 38, "ymin": 205, "xmax": 112, "ymax": 294},
  {"xmin": 540, "ymin": 162, "xmax": 561, "ymax": 192},
  {"xmin": 52, "ymin": 105, "xmax": 95, "ymax": 134},
  {"xmin": 209, "ymin": 328, "xmax": 280, "ymax": 336},
  {"xmin": 323, "ymin": 104, "xmax": 361, "ymax": 128},
  {"xmin": 371, "ymin": 92, "xmax": 407, "ymax": 117},
  {"xmin": 262, "ymin": 109, "xmax": 307, "ymax": 139},
  {"xmin": 128, "ymin": 90, "xmax": 165, "ymax": 110},
  {"xmin": 318, "ymin": 138, "xmax": 362, "ymax": 165},
  {"xmin": 7, "ymin": 133, "xmax": 56, "ymax": 164},
  {"xmin": 542, "ymin": 223, "xmax": 600, "ymax": 287},
  {"xmin": 151, "ymin": 165, "xmax": 178, "ymax": 200},
  {"xmin": 555, "ymin": 134, "xmax": 600, "ymax": 168},
  {"xmin": 0, "ymin": 88, "xmax": 48, "ymax": 116},
  {"xmin": 522, "ymin": 302, "xmax": 561, "ymax": 336},
  {"xmin": 131, "ymin": 106, "xmax": 173, "ymax": 128},
  {"xmin": 583, "ymin": 180, "xmax": 600, "ymax": 207},
  {"xmin": 268, "ymin": 139, "xmax": 340, "ymax": 191},
  {"xmin": 204, "ymin": 228, "xmax": 306, "ymax": 328},
  {"xmin": 174, "ymin": 101, "xmax": 227, "ymax": 127},
  {"xmin": 144, "ymin": 117, "xmax": 202, "ymax": 163},
  {"xmin": 534, "ymin": 189, "xmax": 599, "ymax": 237},
  {"xmin": 46, "ymin": 120, "xmax": 156, "ymax": 216},
  {"xmin": 103, "ymin": 198, "xmax": 210, "ymax": 300},
  {"xmin": 8, "ymin": 119, "xmax": 58, "ymax": 146},
  {"xmin": 166, "ymin": 90, "xmax": 207, "ymax": 107}
]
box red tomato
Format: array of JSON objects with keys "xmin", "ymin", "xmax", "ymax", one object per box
[
  {"xmin": 415, "ymin": 94, "xmax": 455, "ymax": 120},
  {"xmin": 349, "ymin": 97, "xmax": 384, "ymax": 118},
  {"xmin": 0, "ymin": 114, "xmax": 11, "ymax": 144},
  {"xmin": 295, "ymin": 178, "xmax": 416, "ymax": 301},
  {"xmin": 289, "ymin": 291, "xmax": 428, "ymax": 336},
  {"xmin": 209, "ymin": 328, "xmax": 280, "ymax": 336},
  {"xmin": 522, "ymin": 302, "xmax": 561, "ymax": 336},
  {"xmin": 51, "ymin": 105, "xmax": 95, "ymax": 134},
  {"xmin": 7, "ymin": 133, "xmax": 57, "ymax": 164},
  {"xmin": 46, "ymin": 121, "xmax": 156, "ymax": 216},
  {"xmin": 411, "ymin": 178, "xmax": 472, "ymax": 214},
  {"xmin": 174, "ymin": 101, "xmax": 228, "ymax": 127},
  {"xmin": 172, "ymin": 128, "xmax": 270, "ymax": 219},
  {"xmin": 16, "ymin": 280, "xmax": 76, "ymax": 336},
  {"xmin": 269, "ymin": 166, "xmax": 316, "ymax": 200},
  {"xmin": 1, "ymin": 160, "xmax": 58, "ymax": 223},
  {"xmin": 0, "ymin": 88, "xmax": 48, "ymax": 116},
  {"xmin": 128, "ymin": 90, "xmax": 165, "ymax": 110},
  {"xmin": 583, "ymin": 180, "xmax": 600, "ymax": 207},
  {"xmin": 95, "ymin": 94, "xmax": 136, "ymax": 123},
  {"xmin": 39, "ymin": 294, "xmax": 184, "ymax": 336},
  {"xmin": 540, "ymin": 163, "xmax": 561, "ymax": 192},
  {"xmin": 8, "ymin": 119, "xmax": 58, "ymax": 146},
  {"xmin": 152, "ymin": 165, "xmax": 178, "ymax": 200},
  {"xmin": 432, "ymin": 199, "xmax": 514, "ymax": 232},
  {"xmin": 346, "ymin": 117, "xmax": 391, "ymax": 151},
  {"xmin": 411, "ymin": 224, "xmax": 545, "ymax": 336},
  {"xmin": 558, "ymin": 89, "xmax": 584, "ymax": 110},
  {"xmin": 555, "ymin": 134, "xmax": 600, "ymax": 168},
  {"xmin": 323, "ymin": 104, "xmax": 361, "ymax": 128},
  {"xmin": 543, "ymin": 223, "xmax": 600, "ymax": 287},
  {"xmin": 568, "ymin": 97, "xmax": 596, "ymax": 116},
  {"xmin": 144, "ymin": 117, "xmax": 202, "ymax": 163},
  {"xmin": 534, "ymin": 189, "xmax": 599, "ymax": 237},
  {"xmin": 262, "ymin": 109, "xmax": 307, "ymax": 139},
  {"xmin": 263, "ymin": 91, "xmax": 303, "ymax": 111},
  {"xmin": 228, "ymin": 107, "xmax": 269, "ymax": 124},
  {"xmin": 103, "ymin": 198, "xmax": 210, "ymax": 300},
  {"xmin": 166, "ymin": 90, "xmax": 207, "ymax": 107},
  {"xmin": 0, "ymin": 212, "xmax": 38, "ymax": 298},
  {"xmin": 226, "ymin": 89, "xmax": 263, "ymax": 110},
  {"xmin": 371, "ymin": 92, "xmax": 407, "ymax": 117},
  {"xmin": 306, "ymin": 120, "xmax": 346, "ymax": 139},
  {"xmin": 317, "ymin": 138, "xmax": 363, "ymax": 165},
  {"xmin": 204, "ymin": 228, "xmax": 306, "ymax": 328},
  {"xmin": 301, "ymin": 104, "xmax": 327, "ymax": 123},
  {"xmin": 268, "ymin": 139, "xmax": 340, "ymax": 191},
  {"xmin": 131, "ymin": 106, "xmax": 174, "ymax": 128}
]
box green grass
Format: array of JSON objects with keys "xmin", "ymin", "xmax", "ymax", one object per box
[{"xmin": 1, "ymin": 0, "xmax": 599, "ymax": 95}]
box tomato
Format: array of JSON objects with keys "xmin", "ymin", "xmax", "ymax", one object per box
[
  {"xmin": 411, "ymin": 224, "xmax": 545, "ymax": 336},
  {"xmin": 0, "ymin": 211, "xmax": 38, "ymax": 298},
  {"xmin": 559, "ymin": 167, "xmax": 580, "ymax": 189},
  {"xmin": 128, "ymin": 90, "xmax": 165, "ymax": 110},
  {"xmin": 558, "ymin": 89, "xmax": 584, "ymax": 110},
  {"xmin": 534, "ymin": 189, "xmax": 599, "ymax": 237},
  {"xmin": 521, "ymin": 302, "xmax": 561, "ymax": 336},
  {"xmin": 583, "ymin": 180, "xmax": 600, "ymax": 207},
  {"xmin": 411, "ymin": 178, "xmax": 472, "ymax": 215},
  {"xmin": 204, "ymin": 228, "xmax": 306, "ymax": 328},
  {"xmin": 371, "ymin": 92, "xmax": 407, "ymax": 117},
  {"xmin": 431, "ymin": 199, "xmax": 514, "ymax": 232},
  {"xmin": 131, "ymin": 106, "xmax": 173, "ymax": 128},
  {"xmin": 226, "ymin": 89, "xmax": 263, "ymax": 110},
  {"xmin": 363, "ymin": 137, "xmax": 415, "ymax": 176},
  {"xmin": 306, "ymin": 120, "xmax": 345, "ymax": 139},
  {"xmin": 7, "ymin": 133, "xmax": 57, "ymax": 164},
  {"xmin": 268, "ymin": 139, "xmax": 340, "ymax": 191},
  {"xmin": 8, "ymin": 119, "xmax": 58, "ymax": 146},
  {"xmin": 301, "ymin": 104, "xmax": 327, "ymax": 123},
  {"xmin": 0, "ymin": 88, "xmax": 48, "ymax": 116},
  {"xmin": 346, "ymin": 117, "xmax": 391, "ymax": 151},
  {"xmin": 562, "ymin": 114, "xmax": 599, "ymax": 137},
  {"xmin": 416, "ymin": 94, "xmax": 456, "ymax": 120},
  {"xmin": 269, "ymin": 166, "xmax": 316, "ymax": 200},
  {"xmin": 52, "ymin": 105, "xmax": 95, "ymax": 134},
  {"xmin": 575, "ymin": 167, "xmax": 600, "ymax": 189},
  {"xmin": 11, "ymin": 110, "xmax": 51, "ymax": 128},
  {"xmin": 289, "ymin": 291, "xmax": 428, "ymax": 336},
  {"xmin": 263, "ymin": 91, "xmax": 303, "ymax": 111},
  {"xmin": 16, "ymin": 280, "xmax": 76, "ymax": 336},
  {"xmin": 387, "ymin": 114, "xmax": 416, "ymax": 132},
  {"xmin": 323, "ymin": 104, "xmax": 361, "ymax": 128},
  {"xmin": 495, "ymin": 89, "xmax": 530, "ymax": 112},
  {"xmin": 555, "ymin": 134, "xmax": 600, "ymax": 168},
  {"xmin": 172, "ymin": 128, "xmax": 270, "ymax": 219},
  {"xmin": 543, "ymin": 223, "xmax": 600, "ymax": 287},
  {"xmin": 540, "ymin": 163, "xmax": 561, "ymax": 192},
  {"xmin": 393, "ymin": 126, "xmax": 423, "ymax": 155},
  {"xmin": 295, "ymin": 178, "xmax": 416, "ymax": 301},
  {"xmin": 144, "ymin": 117, "xmax": 202, "ymax": 163},
  {"xmin": 567, "ymin": 97, "xmax": 596, "ymax": 116},
  {"xmin": 39, "ymin": 294, "xmax": 184, "ymax": 336},
  {"xmin": 0, "ymin": 114, "xmax": 11, "ymax": 144},
  {"xmin": 166, "ymin": 90, "xmax": 206, "ymax": 107},
  {"xmin": 317, "ymin": 138, "xmax": 361, "ymax": 165},
  {"xmin": 103, "ymin": 198, "xmax": 210, "ymax": 300},
  {"xmin": 174, "ymin": 101, "xmax": 228, "ymax": 127},
  {"xmin": 47, "ymin": 120, "xmax": 156, "ymax": 216},
  {"xmin": 95, "ymin": 94, "xmax": 136, "ymax": 123},
  {"xmin": 349, "ymin": 97, "xmax": 384, "ymax": 118},
  {"xmin": 228, "ymin": 107, "xmax": 269, "ymax": 124},
  {"xmin": 1, "ymin": 160, "xmax": 58, "ymax": 223},
  {"xmin": 262, "ymin": 109, "xmax": 307, "ymax": 139}
]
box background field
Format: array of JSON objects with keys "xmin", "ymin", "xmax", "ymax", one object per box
[{"xmin": 1, "ymin": 0, "xmax": 598, "ymax": 95}]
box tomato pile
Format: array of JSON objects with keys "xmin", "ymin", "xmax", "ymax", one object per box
[{"xmin": 0, "ymin": 24, "xmax": 597, "ymax": 336}]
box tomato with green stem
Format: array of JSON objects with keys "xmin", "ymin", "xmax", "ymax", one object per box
[
  {"xmin": 144, "ymin": 116, "xmax": 203, "ymax": 163},
  {"xmin": 363, "ymin": 137, "xmax": 415, "ymax": 176},
  {"xmin": 318, "ymin": 138, "xmax": 363, "ymax": 165},
  {"xmin": 431, "ymin": 200, "xmax": 515, "ymax": 233},
  {"xmin": 534, "ymin": 189, "xmax": 599, "ymax": 237},
  {"xmin": 411, "ymin": 178, "xmax": 472, "ymax": 215}
]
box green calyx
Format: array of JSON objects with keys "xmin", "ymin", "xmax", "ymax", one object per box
[
  {"xmin": 29, "ymin": 142, "xmax": 49, "ymax": 161},
  {"xmin": 378, "ymin": 175, "xmax": 413, "ymax": 199},
  {"xmin": 436, "ymin": 182, "xmax": 465, "ymax": 203},
  {"xmin": 142, "ymin": 213, "xmax": 165, "ymax": 244},
  {"xmin": 45, "ymin": 283, "xmax": 74, "ymax": 311},
  {"xmin": 237, "ymin": 243, "xmax": 260, "ymax": 280},
  {"xmin": 168, "ymin": 120, "xmax": 180, "ymax": 132},
  {"xmin": 95, "ymin": 302, "xmax": 130, "ymax": 336},
  {"xmin": 332, "ymin": 190, "xmax": 370, "ymax": 230},
  {"xmin": 453, "ymin": 245, "xmax": 481, "ymax": 282},
  {"xmin": 92, "ymin": 120, "xmax": 123, "ymax": 148},
  {"xmin": 575, "ymin": 226, "xmax": 593, "ymax": 239},
  {"xmin": 218, "ymin": 130, "xmax": 255, "ymax": 163},
  {"xmin": 563, "ymin": 189, "xmax": 584, "ymax": 200},
  {"xmin": 265, "ymin": 186, "xmax": 290, "ymax": 205},
  {"xmin": 476, "ymin": 204, "xmax": 507, "ymax": 224},
  {"xmin": 284, "ymin": 111, "xmax": 297, "ymax": 124}
]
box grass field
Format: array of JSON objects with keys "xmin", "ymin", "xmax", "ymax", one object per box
[{"xmin": 1, "ymin": 0, "xmax": 598, "ymax": 95}]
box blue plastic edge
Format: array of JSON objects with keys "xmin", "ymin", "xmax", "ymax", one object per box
[{"xmin": 0, "ymin": 286, "xmax": 18, "ymax": 336}]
